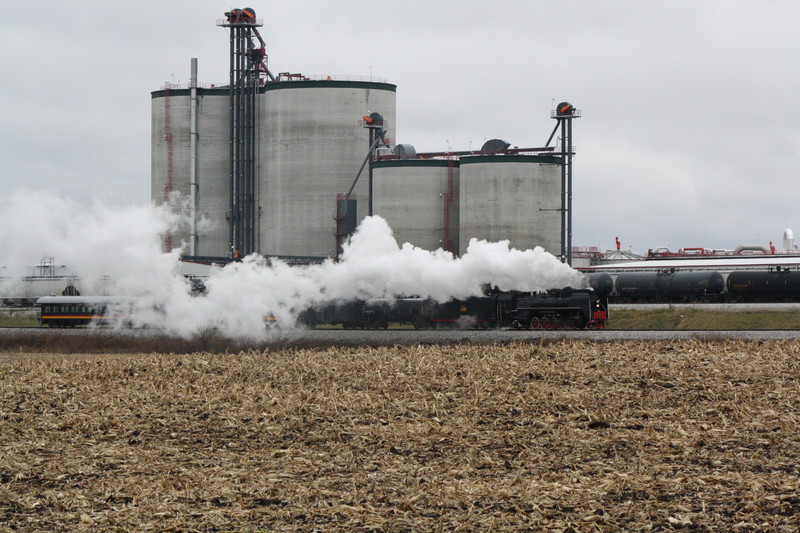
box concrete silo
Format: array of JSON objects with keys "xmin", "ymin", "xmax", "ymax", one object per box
[
  {"xmin": 458, "ymin": 155, "xmax": 563, "ymax": 255},
  {"xmin": 259, "ymin": 80, "xmax": 396, "ymax": 257},
  {"xmin": 151, "ymin": 84, "xmax": 231, "ymax": 256},
  {"xmin": 153, "ymin": 78, "xmax": 396, "ymax": 258},
  {"xmin": 153, "ymin": 10, "xmax": 397, "ymax": 259},
  {"xmin": 372, "ymin": 158, "xmax": 459, "ymax": 254}
]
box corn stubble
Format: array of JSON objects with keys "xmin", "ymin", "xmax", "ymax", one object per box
[{"xmin": 1, "ymin": 340, "xmax": 799, "ymax": 531}]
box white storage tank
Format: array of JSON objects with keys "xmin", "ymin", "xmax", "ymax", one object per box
[
  {"xmin": 153, "ymin": 79, "xmax": 396, "ymax": 258},
  {"xmin": 259, "ymin": 80, "xmax": 396, "ymax": 257},
  {"xmin": 458, "ymin": 154, "xmax": 562, "ymax": 255},
  {"xmin": 151, "ymin": 87, "xmax": 230, "ymax": 256},
  {"xmin": 372, "ymin": 158, "xmax": 459, "ymax": 254}
]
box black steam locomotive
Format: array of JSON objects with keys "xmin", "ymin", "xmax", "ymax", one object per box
[{"xmin": 300, "ymin": 287, "xmax": 609, "ymax": 330}]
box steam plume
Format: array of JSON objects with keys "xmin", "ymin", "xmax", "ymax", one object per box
[{"xmin": 0, "ymin": 191, "xmax": 585, "ymax": 338}]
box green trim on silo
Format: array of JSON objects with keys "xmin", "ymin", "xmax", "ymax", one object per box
[
  {"xmin": 261, "ymin": 80, "xmax": 397, "ymax": 92},
  {"xmin": 151, "ymin": 87, "xmax": 229, "ymax": 99},
  {"xmin": 372, "ymin": 159, "xmax": 458, "ymax": 169},
  {"xmin": 459, "ymin": 155, "xmax": 563, "ymax": 164},
  {"xmin": 152, "ymin": 80, "xmax": 396, "ymax": 100}
]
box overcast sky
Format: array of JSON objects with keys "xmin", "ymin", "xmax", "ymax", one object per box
[{"xmin": 2, "ymin": 0, "xmax": 798, "ymax": 255}]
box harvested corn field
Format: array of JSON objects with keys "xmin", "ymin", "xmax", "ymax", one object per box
[{"xmin": 1, "ymin": 340, "xmax": 799, "ymax": 531}]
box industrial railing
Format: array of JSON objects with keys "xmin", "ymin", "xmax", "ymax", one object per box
[
  {"xmin": 216, "ymin": 18, "xmax": 263, "ymax": 27},
  {"xmin": 160, "ymin": 81, "xmax": 219, "ymax": 90},
  {"xmin": 160, "ymin": 74, "xmax": 389, "ymax": 91},
  {"xmin": 276, "ymin": 73, "xmax": 388, "ymax": 83}
]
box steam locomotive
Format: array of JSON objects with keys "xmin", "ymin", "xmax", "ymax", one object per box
[
  {"xmin": 587, "ymin": 268, "xmax": 800, "ymax": 302},
  {"xmin": 300, "ymin": 287, "xmax": 609, "ymax": 330},
  {"xmin": 37, "ymin": 287, "xmax": 609, "ymax": 330}
]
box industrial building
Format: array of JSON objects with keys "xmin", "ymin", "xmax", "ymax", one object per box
[{"xmin": 151, "ymin": 9, "xmax": 578, "ymax": 264}]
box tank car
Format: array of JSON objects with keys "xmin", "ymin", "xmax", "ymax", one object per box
[
  {"xmin": 726, "ymin": 269, "xmax": 800, "ymax": 301},
  {"xmin": 614, "ymin": 273, "xmax": 661, "ymax": 300},
  {"xmin": 586, "ymin": 273, "xmax": 614, "ymax": 297},
  {"xmin": 615, "ymin": 271, "xmax": 724, "ymax": 302},
  {"xmin": 663, "ymin": 271, "xmax": 724, "ymax": 300}
]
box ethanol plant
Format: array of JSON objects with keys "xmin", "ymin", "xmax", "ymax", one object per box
[{"xmin": 151, "ymin": 8, "xmax": 576, "ymax": 264}]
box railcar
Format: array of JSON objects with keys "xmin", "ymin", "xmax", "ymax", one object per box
[
  {"xmin": 615, "ymin": 271, "xmax": 724, "ymax": 302},
  {"xmin": 36, "ymin": 296, "xmax": 136, "ymax": 327},
  {"xmin": 417, "ymin": 296, "xmax": 501, "ymax": 329},
  {"xmin": 299, "ymin": 299, "xmax": 394, "ymax": 329},
  {"xmin": 726, "ymin": 270, "xmax": 800, "ymax": 301},
  {"xmin": 586, "ymin": 273, "xmax": 614, "ymax": 297}
]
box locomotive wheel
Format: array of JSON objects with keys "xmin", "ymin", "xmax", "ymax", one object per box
[{"xmin": 530, "ymin": 317, "xmax": 541, "ymax": 329}]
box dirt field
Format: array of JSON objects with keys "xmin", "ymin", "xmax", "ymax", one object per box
[{"xmin": 1, "ymin": 340, "xmax": 799, "ymax": 531}]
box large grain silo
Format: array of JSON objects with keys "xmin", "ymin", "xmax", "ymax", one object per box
[
  {"xmin": 458, "ymin": 155, "xmax": 563, "ymax": 255},
  {"xmin": 152, "ymin": 10, "xmax": 397, "ymax": 259},
  {"xmin": 151, "ymin": 84, "xmax": 231, "ymax": 256},
  {"xmin": 152, "ymin": 78, "xmax": 396, "ymax": 258},
  {"xmin": 372, "ymin": 158, "xmax": 459, "ymax": 254},
  {"xmin": 259, "ymin": 80, "xmax": 396, "ymax": 257}
]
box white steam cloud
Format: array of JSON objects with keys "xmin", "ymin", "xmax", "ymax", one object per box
[{"xmin": 0, "ymin": 191, "xmax": 585, "ymax": 339}]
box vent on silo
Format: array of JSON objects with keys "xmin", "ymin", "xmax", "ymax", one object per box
[
  {"xmin": 480, "ymin": 139, "xmax": 510, "ymax": 155},
  {"xmin": 395, "ymin": 144, "xmax": 416, "ymax": 159}
]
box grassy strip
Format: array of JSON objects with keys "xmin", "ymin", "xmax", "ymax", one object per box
[
  {"xmin": 0, "ymin": 317, "xmax": 39, "ymax": 327},
  {"xmin": 608, "ymin": 309, "xmax": 800, "ymax": 329}
]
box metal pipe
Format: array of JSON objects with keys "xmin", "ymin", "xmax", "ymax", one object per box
[
  {"xmin": 560, "ymin": 119, "xmax": 567, "ymax": 263},
  {"xmin": 189, "ymin": 58, "xmax": 198, "ymax": 256},
  {"xmin": 375, "ymin": 146, "xmax": 555, "ymax": 161},
  {"xmin": 566, "ymin": 118, "xmax": 573, "ymax": 266},
  {"xmin": 368, "ymin": 128, "xmax": 374, "ymax": 216},
  {"xmin": 346, "ymin": 132, "xmax": 387, "ymax": 198},
  {"xmin": 545, "ymin": 122, "xmax": 560, "ymax": 148},
  {"xmin": 228, "ymin": 28, "xmax": 235, "ymax": 255}
]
